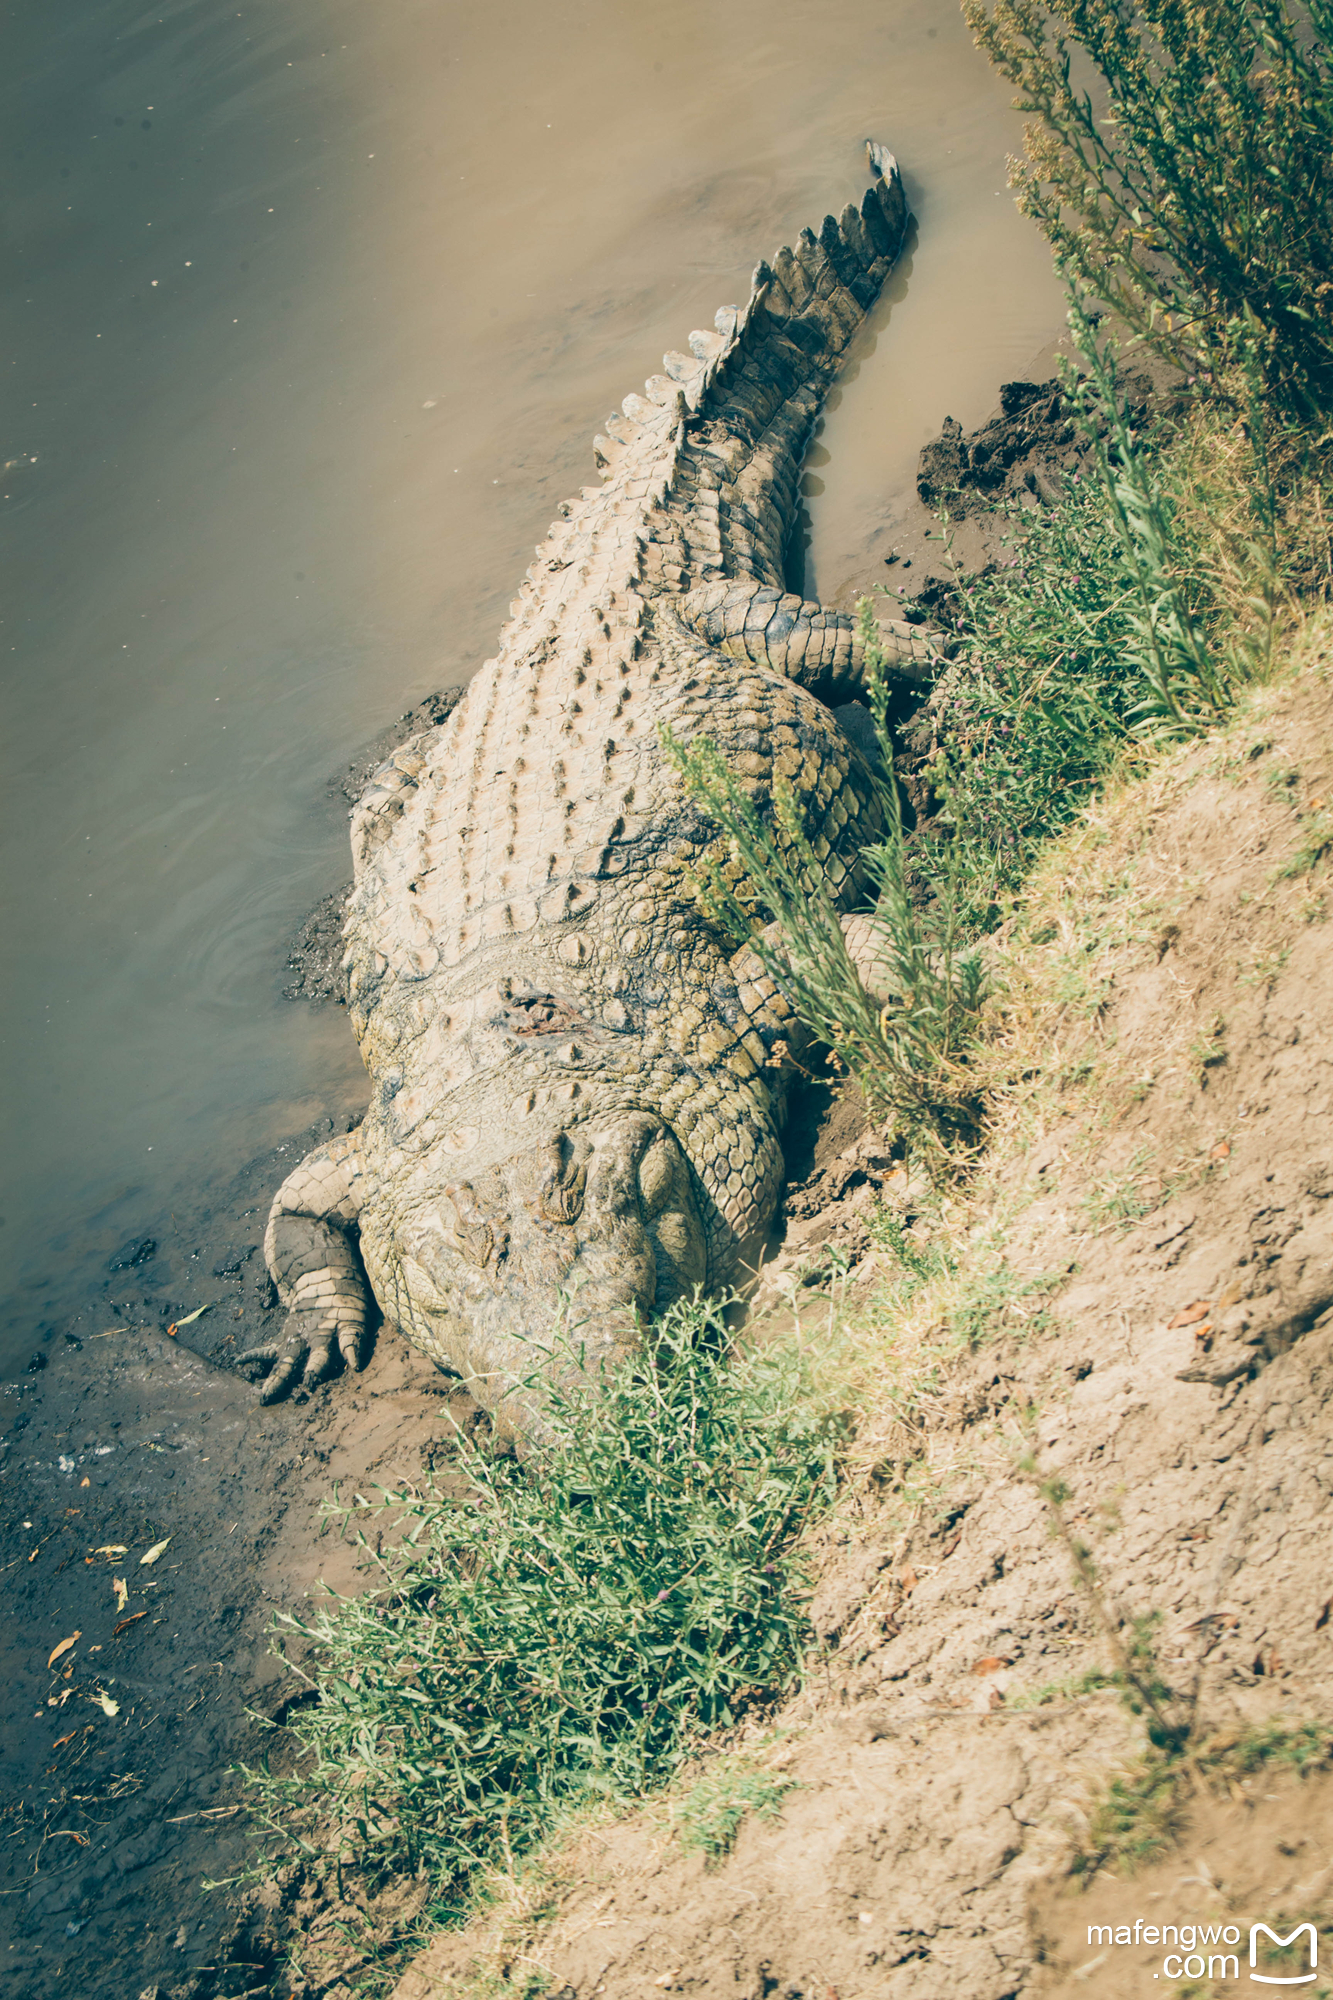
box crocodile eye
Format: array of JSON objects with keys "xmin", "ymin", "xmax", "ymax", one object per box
[{"xmin": 540, "ymin": 1172, "xmax": 586, "ymax": 1224}]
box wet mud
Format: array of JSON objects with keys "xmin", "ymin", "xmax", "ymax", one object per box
[
  {"xmin": 0, "ymin": 1117, "xmax": 480, "ymax": 1999},
  {"xmin": 281, "ymin": 690, "xmax": 464, "ymax": 1007}
]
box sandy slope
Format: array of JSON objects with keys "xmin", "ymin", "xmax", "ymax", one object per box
[{"xmin": 392, "ymin": 650, "xmax": 1333, "ymax": 2000}]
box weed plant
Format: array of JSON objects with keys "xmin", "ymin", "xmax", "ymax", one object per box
[
  {"xmin": 964, "ymin": 0, "xmax": 1333, "ymax": 421},
  {"xmin": 243, "ymin": 1299, "xmax": 842, "ymax": 1908},
  {"xmin": 673, "ymin": 1760, "xmax": 799, "ymax": 1859},
  {"xmin": 918, "ymin": 302, "xmax": 1319, "ymax": 930},
  {"xmin": 1073, "ymin": 1721, "xmax": 1333, "ymax": 1878},
  {"xmin": 1020, "ymin": 1433, "xmax": 1333, "ymax": 1876},
  {"xmin": 921, "ymin": 463, "xmax": 1145, "ymax": 927}
]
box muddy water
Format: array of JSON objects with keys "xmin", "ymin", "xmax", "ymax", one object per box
[{"xmin": 0, "ymin": 0, "xmax": 1063, "ymax": 1377}]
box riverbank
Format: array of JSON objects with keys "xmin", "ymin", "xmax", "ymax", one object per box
[
  {"xmin": 392, "ymin": 614, "xmax": 1333, "ymax": 2000},
  {"xmin": 0, "ymin": 366, "xmax": 1169, "ymax": 1998},
  {"xmin": 0, "ymin": 1106, "xmax": 482, "ymax": 1997}
]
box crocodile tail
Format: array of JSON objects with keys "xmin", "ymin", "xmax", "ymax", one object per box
[{"xmin": 638, "ymin": 143, "xmax": 912, "ymax": 592}]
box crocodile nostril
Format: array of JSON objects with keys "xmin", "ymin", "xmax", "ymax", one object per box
[
  {"xmin": 443, "ymin": 1184, "xmax": 508, "ymax": 1271},
  {"xmin": 533, "ymin": 1136, "xmax": 587, "ymax": 1224}
]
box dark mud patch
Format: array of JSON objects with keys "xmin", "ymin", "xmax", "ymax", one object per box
[
  {"xmin": 282, "ymin": 688, "xmax": 463, "ymax": 1006},
  {"xmin": 876, "ymin": 338, "xmax": 1183, "ymax": 640},
  {"xmin": 329, "ymin": 688, "xmax": 465, "ymax": 812},
  {"xmin": 0, "ymin": 1119, "xmax": 478, "ymax": 2000},
  {"xmin": 282, "ymin": 886, "xmax": 353, "ymax": 1008}
]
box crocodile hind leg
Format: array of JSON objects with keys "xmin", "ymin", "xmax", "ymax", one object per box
[
  {"xmin": 240, "ymin": 1129, "xmax": 374, "ymax": 1403},
  {"xmin": 676, "ymin": 579, "xmax": 950, "ymax": 706}
]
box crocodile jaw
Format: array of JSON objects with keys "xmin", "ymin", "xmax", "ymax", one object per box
[{"xmin": 362, "ymin": 1111, "xmax": 707, "ymax": 1433}]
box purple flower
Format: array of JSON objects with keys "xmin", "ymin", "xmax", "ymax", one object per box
[{"xmin": 656, "ymin": 1588, "xmax": 671, "ymax": 1601}]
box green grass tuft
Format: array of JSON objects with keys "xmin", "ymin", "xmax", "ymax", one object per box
[
  {"xmin": 673, "ymin": 1760, "xmax": 799, "ymax": 1859},
  {"xmin": 242, "ymin": 1299, "xmax": 842, "ymax": 1912}
]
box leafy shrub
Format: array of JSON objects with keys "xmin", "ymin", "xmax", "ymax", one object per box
[
  {"xmin": 965, "ymin": 0, "xmax": 1333, "ymax": 420},
  {"xmin": 243, "ymin": 1299, "xmax": 841, "ymax": 1908}
]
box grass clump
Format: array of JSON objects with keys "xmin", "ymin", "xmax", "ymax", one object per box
[
  {"xmin": 1073, "ymin": 1754, "xmax": 1188, "ymax": 1877},
  {"xmin": 673, "ymin": 1759, "xmax": 799, "ymax": 1859},
  {"xmin": 243, "ymin": 1299, "xmax": 841, "ymax": 1912},
  {"xmin": 922, "ymin": 453, "xmax": 1149, "ymax": 927},
  {"xmin": 947, "ymin": 1259, "xmax": 1066, "ymax": 1346},
  {"xmin": 1074, "ymin": 1722, "xmax": 1333, "ymax": 1879},
  {"xmin": 919, "ymin": 305, "xmax": 1306, "ymax": 928},
  {"xmin": 1020, "ymin": 1433, "xmax": 1333, "ymax": 1878}
]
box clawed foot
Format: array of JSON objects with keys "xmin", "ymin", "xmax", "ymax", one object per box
[{"xmin": 238, "ymin": 1307, "xmax": 368, "ymax": 1404}]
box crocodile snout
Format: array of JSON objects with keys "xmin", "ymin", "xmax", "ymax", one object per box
[{"xmin": 386, "ymin": 1113, "xmax": 707, "ymax": 1432}]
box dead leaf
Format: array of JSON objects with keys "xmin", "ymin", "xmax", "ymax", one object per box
[
  {"xmin": 92, "ymin": 1545, "xmax": 128, "ymax": 1558},
  {"xmin": 940, "ymin": 1529, "xmax": 963, "ymax": 1558},
  {"xmin": 79, "ymin": 1477, "xmax": 90, "ymax": 1488},
  {"xmin": 112, "ymin": 1577, "xmax": 128, "ymax": 1613},
  {"xmin": 167, "ymin": 1303, "xmax": 212, "ymax": 1333},
  {"xmin": 971, "ymin": 1655, "xmax": 1012, "ymax": 1676},
  {"xmin": 899, "ymin": 1565, "xmax": 918, "ymax": 1594},
  {"xmin": 139, "ymin": 1538, "xmax": 171, "ymax": 1567},
  {"xmin": 1168, "ymin": 1299, "xmax": 1212, "ymax": 1328},
  {"xmin": 1209, "ymin": 1140, "xmax": 1231, "ymax": 1162},
  {"xmin": 95, "ymin": 1691, "xmax": 120, "ymax": 1717},
  {"xmin": 47, "ymin": 1633, "xmax": 80, "ymax": 1670},
  {"xmin": 113, "ymin": 1612, "xmax": 147, "ymax": 1638}
]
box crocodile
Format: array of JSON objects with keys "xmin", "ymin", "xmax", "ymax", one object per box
[{"xmin": 244, "ymin": 142, "xmax": 940, "ymax": 1433}]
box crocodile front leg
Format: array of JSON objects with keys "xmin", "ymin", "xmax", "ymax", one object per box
[
  {"xmin": 240, "ymin": 1129, "xmax": 373, "ymax": 1403},
  {"xmin": 677, "ymin": 579, "xmax": 949, "ymax": 705}
]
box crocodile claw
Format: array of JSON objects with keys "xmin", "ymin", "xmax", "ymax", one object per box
[{"xmin": 238, "ymin": 1307, "xmax": 367, "ymax": 1404}]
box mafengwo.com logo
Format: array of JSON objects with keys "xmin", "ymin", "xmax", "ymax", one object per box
[{"xmin": 1085, "ymin": 1918, "xmax": 1320, "ymax": 1984}]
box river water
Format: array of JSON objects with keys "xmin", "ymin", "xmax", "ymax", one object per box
[{"xmin": 0, "ymin": 0, "xmax": 1063, "ymax": 1377}]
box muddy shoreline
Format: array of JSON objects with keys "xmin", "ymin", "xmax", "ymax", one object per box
[{"xmin": 0, "ymin": 380, "xmax": 1077, "ymax": 2000}]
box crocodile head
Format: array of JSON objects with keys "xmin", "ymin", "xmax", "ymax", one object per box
[{"xmin": 392, "ymin": 1112, "xmax": 708, "ymax": 1434}]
